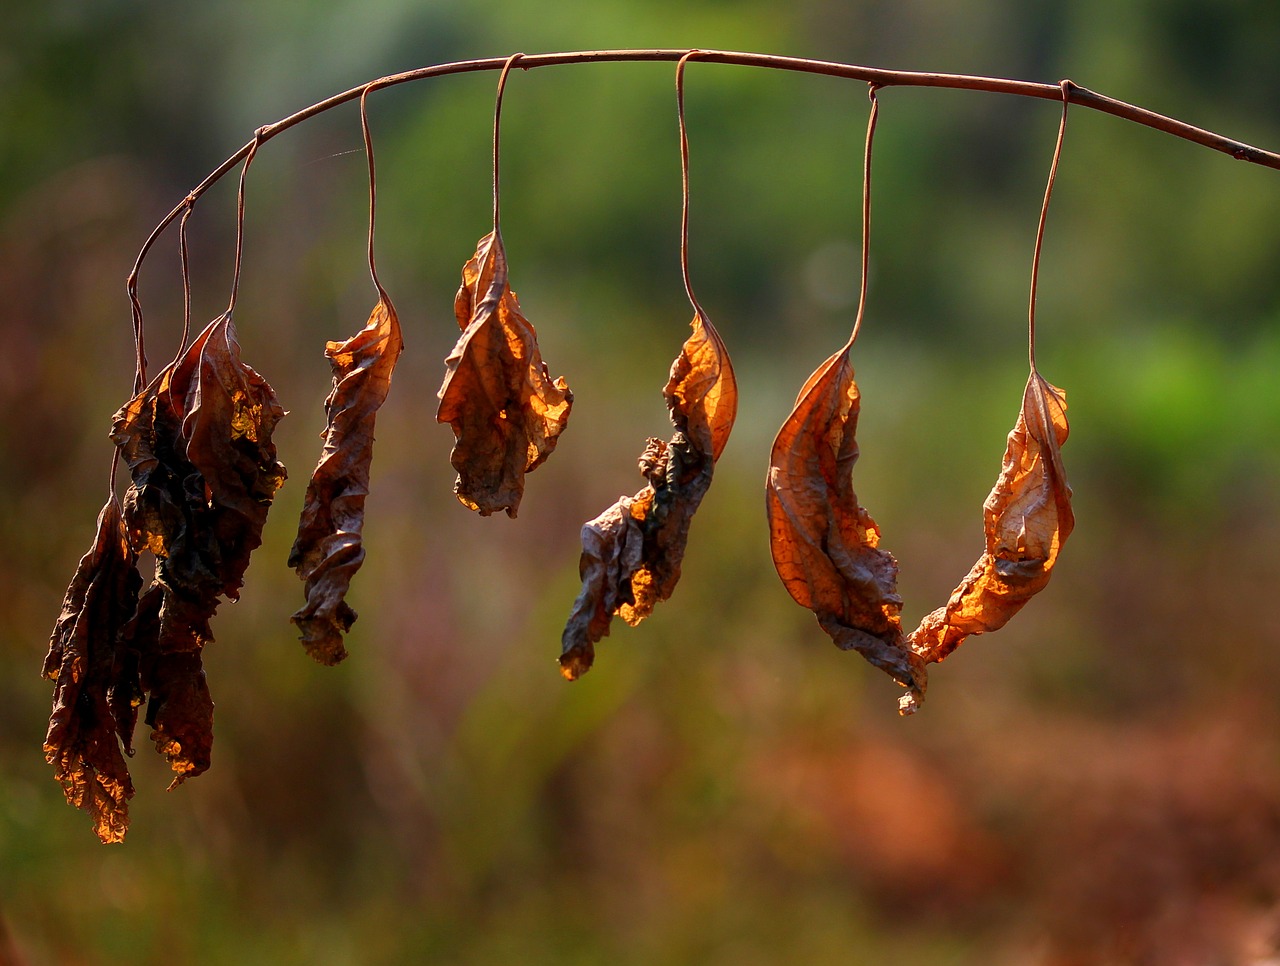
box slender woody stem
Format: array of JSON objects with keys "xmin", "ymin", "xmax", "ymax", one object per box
[
  {"xmin": 1028, "ymin": 81, "xmax": 1072, "ymax": 371},
  {"xmin": 849, "ymin": 85, "xmax": 880, "ymax": 346}
]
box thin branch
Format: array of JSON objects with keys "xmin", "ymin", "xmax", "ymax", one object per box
[{"xmin": 125, "ymin": 48, "xmax": 1280, "ymax": 325}]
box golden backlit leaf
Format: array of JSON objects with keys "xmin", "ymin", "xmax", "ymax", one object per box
[
  {"xmin": 289, "ymin": 294, "xmax": 404, "ymax": 665},
  {"xmin": 42, "ymin": 499, "xmax": 142, "ymax": 843},
  {"xmin": 436, "ymin": 231, "xmax": 573, "ymax": 517},
  {"xmin": 109, "ymin": 312, "xmax": 285, "ymax": 784},
  {"xmin": 560, "ymin": 310, "xmax": 737, "ymax": 679},
  {"xmin": 765, "ymin": 345, "xmax": 927, "ymax": 708},
  {"xmin": 907, "ymin": 371, "xmax": 1073, "ymax": 672}
]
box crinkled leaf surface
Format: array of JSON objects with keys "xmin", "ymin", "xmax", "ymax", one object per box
[
  {"xmin": 765, "ymin": 346, "xmax": 927, "ymax": 708},
  {"xmin": 42, "ymin": 499, "xmax": 142, "ymax": 843},
  {"xmin": 560, "ymin": 311, "xmax": 736, "ymax": 679},
  {"xmin": 110, "ymin": 313, "xmax": 285, "ymax": 784},
  {"xmin": 289, "ymin": 294, "xmax": 403, "ymax": 665},
  {"xmin": 908, "ymin": 371, "xmax": 1073, "ymax": 668},
  {"xmin": 437, "ymin": 231, "xmax": 572, "ymax": 517}
]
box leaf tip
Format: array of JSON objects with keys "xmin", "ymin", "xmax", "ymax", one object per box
[{"xmin": 558, "ymin": 646, "xmax": 593, "ymax": 681}]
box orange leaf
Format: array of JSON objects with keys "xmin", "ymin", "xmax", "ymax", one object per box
[
  {"xmin": 560, "ymin": 310, "xmax": 737, "ymax": 679},
  {"xmin": 907, "ymin": 371, "xmax": 1073, "ymax": 671},
  {"xmin": 289, "ymin": 294, "xmax": 403, "ymax": 665},
  {"xmin": 765, "ymin": 345, "xmax": 927, "ymax": 708},
  {"xmin": 436, "ymin": 231, "xmax": 572, "ymax": 517}
]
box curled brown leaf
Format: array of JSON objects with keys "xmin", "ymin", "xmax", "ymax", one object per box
[
  {"xmin": 560, "ymin": 310, "xmax": 737, "ymax": 679},
  {"xmin": 42, "ymin": 499, "xmax": 142, "ymax": 843},
  {"xmin": 110, "ymin": 312, "xmax": 286, "ymax": 782},
  {"xmin": 289, "ymin": 294, "xmax": 403, "ymax": 665},
  {"xmin": 765, "ymin": 346, "xmax": 927, "ymax": 708},
  {"xmin": 436, "ymin": 231, "xmax": 572, "ymax": 517},
  {"xmin": 906, "ymin": 371, "xmax": 1073, "ymax": 678}
]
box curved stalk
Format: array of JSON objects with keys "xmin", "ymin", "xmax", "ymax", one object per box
[{"xmin": 124, "ymin": 47, "xmax": 1280, "ymax": 328}]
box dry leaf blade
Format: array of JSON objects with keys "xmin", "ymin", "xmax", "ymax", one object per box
[
  {"xmin": 560, "ymin": 311, "xmax": 736, "ymax": 677},
  {"xmin": 437, "ymin": 231, "xmax": 572, "ymax": 517},
  {"xmin": 290, "ymin": 294, "xmax": 404, "ymax": 664},
  {"xmin": 765, "ymin": 346, "xmax": 926, "ymax": 707}
]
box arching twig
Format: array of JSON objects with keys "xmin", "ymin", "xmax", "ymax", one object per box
[{"xmin": 124, "ymin": 48, "xmax": 1280, "ymax": 338}]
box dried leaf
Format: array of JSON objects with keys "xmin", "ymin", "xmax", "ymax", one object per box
[
  {"xmin": 42, "ymin": 499, "xmax": 142, "ymax": 843},
  {"xmin": 289, "ymin": 294, "xmax": 403, "ymax": 664},
  {"xmin": 436, "ymin": 231, "xmax": 572, "ymax": 517},
  {"xmin": 142, "ymin": 644, "xmax": 214, "ymax": 788},
  {"xmin": 560, "ymin": 310, "xmax": 737, "ymax": 679},
  {"xmin": 110, "ymin": 312, "xmax": 286, "ymax": 782},
  {"xmin": 907, "ymin": 371, "xmax": 1073, "ymax": 671},
  {"xmin": 765, "ymin": 346, "xmax": 927, "ymax": 707}
]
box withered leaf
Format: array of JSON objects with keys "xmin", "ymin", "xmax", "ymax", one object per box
[
  {"xmin": 436, "ymin": 231, "xmax": 572, "ymax": 517},
  {"xmin": 765, "ymin": 345, "xmax": 927, "ymax": 708},
  {"xmin": 907, "ymin": 371, "xmax": 1073, "ymax": 672},
  {"xmin": 43, "ymin": 499, "xmax": 142, "ymax": 843},
  {"xmin": 289, "ymin": 294, "xmax": 403, "ymax": 665},
  {"xmin": 110, "ymin": 312, "xmax": 286, "ymax": 784},
  {"xmin": 560, "ymin": 310, "xmax": 737, "ymax": 679}
]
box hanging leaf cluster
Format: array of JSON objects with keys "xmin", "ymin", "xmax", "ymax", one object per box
[
  {"xmin": 766, "ymin": 84, "xmax": 1075, "ymax": 714},
  {"xmin": 45, "ymin": 312, "xmax": 287, "ymax": 841},
  {"xmin": 43, "ymin": 60, "xmax": 1080, "ymax": 841}
]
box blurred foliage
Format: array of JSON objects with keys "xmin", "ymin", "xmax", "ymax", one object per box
[{"xmin": 4, "ymin": 2, "xmax": 1280, "ymax": 964}]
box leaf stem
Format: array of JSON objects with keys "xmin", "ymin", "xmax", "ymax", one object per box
[
  {"xmin": 492, "ymin": 53, "xmax": 524, "ymax": 237},
  {"xmin": 848, "ymin": 85, "xmax": 879, "ymax": 347},
  {"xmin": 226, "ymin": 130, "xmax": 263, "ymax": 317},
  {"xmin": 360, "ymin": 85, "xmax": 387, "ymax": 300},
  {"xmin": 1028, "ymin": 81, "xmax": 1072, "ymax": 372},
  {"xmin": 676, "ymin": 51, "xmax": 704, "ymax": 317},
  {"xmin": 176, "ymin": 200, "xmax": 194, "ymax": 361}
]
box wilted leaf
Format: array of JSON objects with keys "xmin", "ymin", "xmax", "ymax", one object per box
[
  {"xmin": 437, "ymin": 231, "xmax": 572, "ymax": 517},
  {"xmin": 42, "ymin": 499, "xmax": 142, "ymax": 844},
  {"xmin": 765, "ymin": 345, "xmax": 927, "ymax": 708},
  {"xmin": 289, "ymin": 294, "xmax": 403, "ymax": 664},
  {"xmin": 560, "ymin": 310, "xmax": 737, "ymax": 679},
  {"xmin": 110, "ymin": 312, "xmax": 285, "ymax": 782},
  {"xmin": 142, "ymin": 644, "xmax": 214, "ymax": 788},
  {"xmin": 907, "ymin": 371, "xmax": 1073, "ymax": 672}
]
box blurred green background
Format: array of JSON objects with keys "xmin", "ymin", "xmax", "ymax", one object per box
[{"xmin": 5, "ymin": 1, "xmax": 1280, "ymax": 963}]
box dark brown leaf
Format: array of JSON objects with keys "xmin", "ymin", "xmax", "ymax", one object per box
[
  {"xmin": 560, "ymin": 310, "xmax": 737, "ymax": 679},
  {"xmin": 110, "ymin": 312, "xmax": 285, "ymax": 782},
  {"xmin": 765, "ymin": 345, "xmax": 927, "ymax": 709},
  {"xmin": 906, "ymin": 371, "xmax": 1073, "ymax": 677},
  {"xmin": 43, "ymin": 499, "xmax": 142, "ymax": 843},
  {"xmin": 436, "ymin": 231, "xmax": 572, "ymax": 517},
  {"xmin": 289, "ymin": 294, "xmax": 403, "ymax": 665}
]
